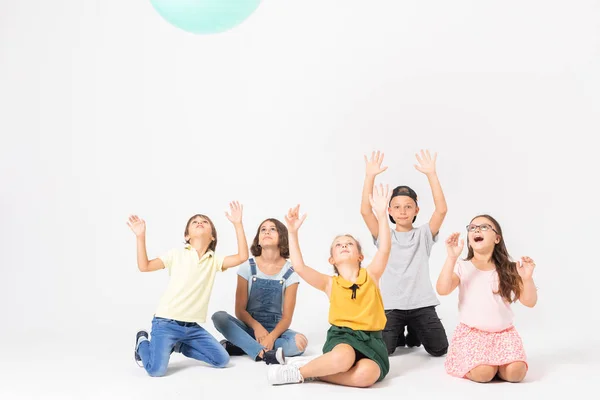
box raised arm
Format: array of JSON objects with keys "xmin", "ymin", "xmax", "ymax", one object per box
[
  {"xmin": 414, "ymin": 149, "xmax": 448, "ymax": 237},
  {"xmin": 516, "ymin": 256, "xmax": 537, "ymax": 308},
  {"xmin": 360, "ymin": 151, "xmax": 388, "ymax": 239},
  {"xmin": 127, "ymin": 215, "xmax": 165, "ymax": 272},
  {"xmin": 285, "ymin": 205, "xmax": 332, "ymax": 295},
  {"xmin": 366, "ymin": 184, "xmax": 392, "ymax": 282},
  {"xmin": 222, "ymin": 201, "xmax": 249, "ymax": 270},
  {"xmin": 436, "ymin": 232, "xmax": 462, "ymax": 295}
]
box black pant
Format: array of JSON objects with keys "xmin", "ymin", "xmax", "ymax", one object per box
[{"xmin": 383, "ymin": 306, "xmax": 448, "ymax": 357}]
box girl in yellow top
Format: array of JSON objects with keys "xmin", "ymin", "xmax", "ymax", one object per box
[{"xmin": 267, "ymin": 184, "xmax": 392, "ymax": 387}]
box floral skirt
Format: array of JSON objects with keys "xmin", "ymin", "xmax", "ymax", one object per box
[{"xmin": 445, "ymin": 323, "xmax": 528, "ymax": 378}]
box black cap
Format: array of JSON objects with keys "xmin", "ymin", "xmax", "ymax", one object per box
[{"xmin": 389, "ymin": 186, "xmax": 418, "ymax": 224}]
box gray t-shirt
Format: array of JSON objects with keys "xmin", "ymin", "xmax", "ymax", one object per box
[{"xmin": 374, "ymin": 224, "xmax": 439, "ymax": 310}]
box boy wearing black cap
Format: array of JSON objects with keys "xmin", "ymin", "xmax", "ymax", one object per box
[{"xmin": 360, "ymin": 150, "xmax": 449, "ymax": 357}]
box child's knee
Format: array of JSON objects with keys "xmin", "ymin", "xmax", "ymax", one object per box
[
  {"xmin": 467, "ymin": 365, "xmax": 498, "ymax": 383},
  {"xmin": 425, "ymin": 343, "xmax": 448, "ymax": 357},
  {"xmin": 146, "ymin": 363, "xmax": 169, "ymax": 377},
  {"xmin": 503, "ymin": 362, "xmax": 527, "ymax": 382},
  {"xmin": 352, "ymin": 362, "xmax": 380, "ymax": 387},
  {"xmin": 211, "ymin": 311, "xmax": 229, "ymax": 329},
  {"xmin": 212, "ymin": 348, "xmax": 230, "ymax": 368},
  {"xmin": 295, "ymin": 334, "xmax": 308, "ymax": 352}
]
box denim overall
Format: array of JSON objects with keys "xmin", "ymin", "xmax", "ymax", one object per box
[
  {"xmin": 246, "ymin": 257, "xmax": 295, "ymax": 332},
  {"xmin": 211, "ymin": 258, "xmax": 304, "ymax": 359}
]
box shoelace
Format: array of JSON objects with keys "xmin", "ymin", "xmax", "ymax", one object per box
[{"xmin": 281, "ymin": 367, "xmax": 304, "ymax": 383}]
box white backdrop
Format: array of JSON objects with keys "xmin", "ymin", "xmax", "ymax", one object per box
[{"xmin": 1, "ymin": 0, "xmax": 599, "ymax": 397}]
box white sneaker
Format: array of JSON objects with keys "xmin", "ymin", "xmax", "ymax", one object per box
[
  {"xmin": 286, "ymin": 355, "xmax": 318, "ymax": 367},
  {"xmin": 267, "ymin": 364, "xmax": 304, "ymax": 385}
]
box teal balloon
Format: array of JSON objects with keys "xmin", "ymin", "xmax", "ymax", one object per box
[{"xmin": 150, "ymin": 0, "xmax": 261, "ymax": 34}]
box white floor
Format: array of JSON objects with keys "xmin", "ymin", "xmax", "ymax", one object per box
[{"xmin": 1, "ymin": 328, "xmax": 597, "ymax": 399}]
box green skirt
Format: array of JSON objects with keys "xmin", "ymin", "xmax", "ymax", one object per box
[{"xmin": 322, "ymin": 325, "xmax": 390, "ymax": 382}]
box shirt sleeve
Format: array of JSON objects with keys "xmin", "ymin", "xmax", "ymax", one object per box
[
  {"xmin": 158, "ymin": 249, "xmax": 175, "ymax": 274},
  {"xmin": 212, "ymin": 253, "xmax": 225, "ymax": 272},
  {"xmin": 237, "ymin": 261, "xmax": 251, "ymax": 281},
  {"xmin": 285, "ymin": 270, "xmax": 300, "ymax": 288},
  {"xmin": 373, "ymin": 228, "xmax": 392, "ymax": 247},
  {"xmin": 453, "ymin": 258, "xmax": 463, "ymax": 279},
  {"xmin": 421, "ymin": 224, "xmax": 438, "ymax": 255}
]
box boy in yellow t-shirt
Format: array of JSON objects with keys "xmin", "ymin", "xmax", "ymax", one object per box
[{"xmin": 128, "ymin": 201, "xmax": 249, "ymax": 377}]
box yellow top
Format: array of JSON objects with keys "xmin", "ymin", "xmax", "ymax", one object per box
[
  {"xmin": 328, "ymin": 268, "xmax": 387, "ymax": 331},
  {"xmin": 155, "ymin": 246, "xmax": 224, "ymax": 323}
]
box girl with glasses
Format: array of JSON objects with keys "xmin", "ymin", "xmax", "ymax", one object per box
[{"xmin": 436, "ymin": 214, "xmax": 538, "ymax": 383}]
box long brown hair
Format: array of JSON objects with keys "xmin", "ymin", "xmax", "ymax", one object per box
[
  {"xmin": 250, "ymin": 218, "xmax": 290, "ymax": 258},
  {"xmin": 330, "ymin": 234, "xmax": 363, "ymax": 275},
  {"xmin": 465, "ymin": 214, "xmax": 521, "ymax": 303},
  {"xmin": 184, "ymin": 214, "xmax": 217, "ymax": 252}
]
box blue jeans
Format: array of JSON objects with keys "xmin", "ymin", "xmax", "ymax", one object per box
[
  {"xmin": 137, "ymin": 316, "xmax": 230, "ymax": 377},
  {"xmin": 212, "ymin": 311, "xmax": 305, "ymax": 360}
]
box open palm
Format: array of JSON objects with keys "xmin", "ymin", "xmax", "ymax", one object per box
[
  {"xmin": 127, "ymin": 215, "xmax": 146, "ymax": 237},
  {"xmin": 225, "ymin": 201, "xmax": 243, "ymax": 224},
  {"xmin": 414, "ymin": 149, "xmax": 437, "ymax": 175},
  {"xmin": 445, "ymin": 232, "xmax": 464, "ymax": 258},
  {"xmin": 285, "ymin": 205, "xmax": 307, "ymax": 233}
]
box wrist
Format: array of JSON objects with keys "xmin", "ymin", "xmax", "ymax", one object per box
[{"xmin": 136, "ymin": 234, "xmax": 146, "ymax": 241}]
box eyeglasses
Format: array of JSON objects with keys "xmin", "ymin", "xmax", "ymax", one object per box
[{"xmin": 466, "ymin": 224, "xmax": 498, "ymax": 234}]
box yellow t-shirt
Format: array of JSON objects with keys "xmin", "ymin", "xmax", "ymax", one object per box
[
  {"xmin": 328, "ymin": 268, "xmax": 387, "ymax": 331},
  {"xmin": 155, "ymin": 246, "xmax": 225, "ymax": 323}
]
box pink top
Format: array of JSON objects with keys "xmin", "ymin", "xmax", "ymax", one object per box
[{"xmin": 454, "ymin": 259, "xmax": 514, "ymax": 332}]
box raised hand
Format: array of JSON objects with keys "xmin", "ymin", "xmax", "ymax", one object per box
[
  {"xmin": 127, "ymin": 215, "xmax": 146, "ymax": 237},
  {"xmin": 517, "ymin": 256, "xmax": 536, "ymax": 280},
  {"xmin": 414, "ymin": 149, "xmax": 438, "ymax": 176},
  {"xmin": 284, "ymin": 204, "xmax": 307, "ymax": 233},
  {"xmin": 369, "ymin": 183, "xmax": 391, "ymax": 216},
  {"xmin": 225, "ymin": 201, "xmax": 243, "ymax": 224},
  {"xmin": 445, "ymin": 232, "xmax": 464, "ymax": 258},
  {"xmin": 364, "ymin": 150, "xmax": 388, "ymax": 177}
]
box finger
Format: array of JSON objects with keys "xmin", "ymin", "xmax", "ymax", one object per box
[
  {"xmin": 364, "ymin": 154, "xmax": 368, "ymax": 164},
  {"xmin": 379, "ymin": 152, "xmax": 385, "ymax": 165},
  {"xmin": 433, "ymin": 152, "xmax": 438, "ymax": 163},
  {"xmin": 371, "ymin": 151, "xmax": 375, "ymax": 162},
  {"xmin": 459, "ymin": 239, "xmax": 464, "ymax": 248},
  {"xmin": 425, "ymin": 149, "xmax": 431, "ymax": 160},
  {"xmin": 415, "ymin": 153, "xmax": 423, "ymax": 165},
  {"xmin": 300, "ymin": 213, "xmax": 308, "ymax": 223}
]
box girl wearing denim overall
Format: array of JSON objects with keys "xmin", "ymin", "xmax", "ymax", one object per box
[{"xmin": 212, "ymin": 218, "xmax": 307, "ymax": 364}]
